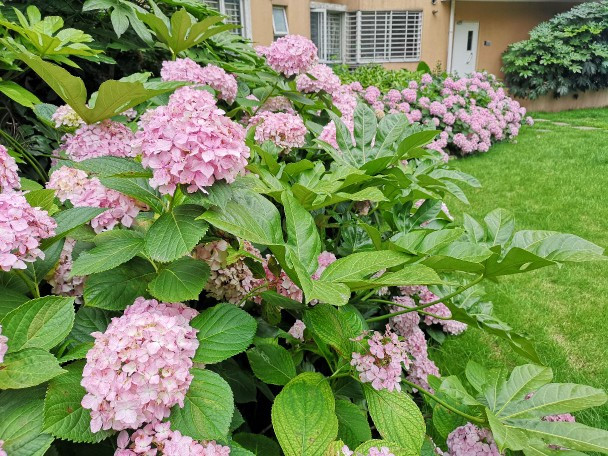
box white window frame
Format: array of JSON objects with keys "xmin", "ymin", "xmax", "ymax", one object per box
[
  {"xmin": 346, "ymin": 10, "xmax": 423, "ymax": 64},
  {"xmin": 310, "ymin": 2, "xmax": 347, "ymax": 63},
  {"xmin": 272, "ymin": 6, "xmax": 289, "ymax": 40},
  {"xmin": 203, "ymin": 0, "xmax": 252, "ymax": 39}
]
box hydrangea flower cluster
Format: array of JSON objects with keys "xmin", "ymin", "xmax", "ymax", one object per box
[
  {"xmin": 0, "ymin": 192, "xmax": 56, "ymax": 271},
  {"xmin": 319, "ymin": 84, "xmax": 359, "ymax": 149},
  {"xmin": 400, "ymin": 285, "xmax": 467, "ymax": 335},
  {"xmin": 350, "ymin": 72, "xmax": 533, "ymax": 156},
  {"xmin": 115, "ymin": 421, "xmax": 229, "ymax": 456},
  {"xmin": 261, "ymin": 257, "xmax": 303, "ymax": 303},
  {"xmin": 161, "ymin": 58, "xmax": 238, "ymax": 104},
  {"xmin": 52, "ymin": 104, "xmax": 84, "ymax": 128},
  {"xmin": 351, "ymin": 325, "xmax": 411, "ymax": 392},
  {"xmin": 47, "ymin": 166, "xmax": 143, "ymax": 233},
  {"xmin": 390, "ymin": 296, "xmax": 440, "ymax": 391},
  {"xmin": 81, "ymin": 297, "xmax": 199, "ymax": 432},
  {"xmin": 48, "ymin": 238, "xmax": 85, "ymax": 302},
  {"xmin": 312, "ymin": 251, "xmax": 337, "ymax": 280},
  {"xmin": 288, "ymin": 319, "xmax": 306, "ymax": 341},
  {"xmin": 195, "ymin": 239, "xmax": 264, "ymax": 305},
  {"xmin": 250, "ymin": 111, "xmax": 307, "ymax": 152},
  {"xmin": 260, "ymin": 35, "xmax": 318, "ymax": 77},
  {"xmin": 133, "ymin": 86, "xmax": 249, "ymax": 195},
  {"xmin": 0, "ymin": 145, "xmax": 20, "ymax": 192},
  {"xmin": 444, "ymin": 423, "xmax": 502, "ymax": 456},
  {"xmin": 543, "ymin": 413, "xmax": 575, "ymax": 422},
  {"xmin": 296, "ymin": 63, "xmax": 342, "ymax": 94},
  {"xmin": 60, "ymin": 120, "xmax": 135, "ymax": 161},
  {"xmin": 341, "ymin": 445, "xmax": 395, "ymax": 456},
  {"xmin": 0, "ymin": 324, "xmax": 8, "ymax": 364},
  {"xmin": 0, "ymin": 440, "xmax": 6, "ymax": 456}
]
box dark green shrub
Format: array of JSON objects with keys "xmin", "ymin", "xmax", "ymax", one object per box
[{"xmin": 502, "ymin": 1, "xmax": 608, "ymax": 99}]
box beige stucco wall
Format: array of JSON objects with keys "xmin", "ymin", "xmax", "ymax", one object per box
[
  {"xmin": 454, "ymin": 1, "xmax": 579, "ymax": 78},
  {"xmin": 250, "ymin": 0, "xmax": 452, "ymax": 71}
]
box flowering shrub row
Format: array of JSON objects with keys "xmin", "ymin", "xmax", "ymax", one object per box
[
  {"xmin": 337, "ymin": 65, "xmax": 533, "ymax": 156},
  {"xmin": 0, "ymin": 5, "xmax": 607, "ymax": 456}
]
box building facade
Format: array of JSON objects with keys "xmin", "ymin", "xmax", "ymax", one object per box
[{"xmin": 204, "ymin": 0, "xmax": 586, "ymax": 78}]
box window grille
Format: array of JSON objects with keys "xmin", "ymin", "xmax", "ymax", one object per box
[
  {"xmin": 202, "ymin": 0, "xmax": 246, "ymax": 36},
  {"xmin": 346, "ymin": 10, "xmax": 422, "ymax": 64},
  {"xmin": 310, "ymin": 9, "xmax": 345, "ymax": 62}
]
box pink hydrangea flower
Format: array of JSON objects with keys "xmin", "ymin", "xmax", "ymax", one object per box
[
  {"xmin": 262, "ymin": 258, "xmax": 303, "ymax": 303},
  {"xmin": 259, "ymin": 95, "xmax": 295, "ymax": 114},
  {"xmin": 400, "ymin": 285, "xmax": 467, "ymax": 335},
  {"xmin": 288, "ymin": 319, "xmax": 306, "ymax": 341},
  {"xmin": 161, "ymin": 58, "xmax": 206, "ymax": 84},
  {"xmin": 47, "ymin": 166, "xmax": 144, "ymax": 233},
  {"xmin": 421, "ymin": 73, "xmax": 433, "ymax": 85},
  {"xmin": 0, "ymin": 192, "xmax": 56, "ymax": 271},
  {"xmin": 351, "ymin": 325, "xmax": 411, "ymax": 392},
  {"xmin": 81, "ymin": 298, "xmax": 199, "ymax": 432},
  {"xmin": 198, "ymin": 64, "xmax": 238, "ymax": 104},
  {"xmin": 134, "ymin": 86, "xmax": 249, "ymax": 195},
  {"xmin": 341, "ymin": 445, "xmax": 395, "ymax": 456},
  {"xmin": 296, "ymin": 64, "xmax": 341, "ymax": 94},
  {"xmin": 264, "ymin": 35, "xmax": 318, "ymax": 77},
  {"xmin": 446, "ymin": 423, "xmax": 502, "ymax": 456},
  {"xmin": 61, "ymin": 120, "xmax": 135, "ymax": 162},
  {"xmin": 312, "ymin": 251, "xmax": 336, "ymax": 280},
  {"xmin": 250, "ymin": 111, "xmax": 307, "ymax": 152},
  {"xmin": 0, "ymin": 440, "xmax": 6, "ymax": 456},
  {"xmin": 543, "ymin": 413, "xmax": 575, "ymax": 422},
  {"xmin": 0, "ymin": 144, "xmax": 20, "ymax": 192},
  {"xmin": 52, "ymin": 104, "xmax": 84, "ymax": 128},
  {"xmin": 115, "ymin": 420, "xmax": 230, "ymax": 456},
  {"xmin": 195, "ymin": 240, "xmax": 264, "ymax": 305},
  {"xmin": 48, "ymin": 238, "xmax": 85, "ymax": 302},
  {"xmin": 0, "ymin": 324, "xmax": 8, "ymax": 364}
]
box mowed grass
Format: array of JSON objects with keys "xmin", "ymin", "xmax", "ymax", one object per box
[{"xmin": 430, "ymin": 109, "xmax": 608, "ymax": 429}]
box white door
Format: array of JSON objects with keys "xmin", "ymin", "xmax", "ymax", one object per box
[{"xmin": 452, "ymin": 21, "xmax": 479, "ymax": 76}]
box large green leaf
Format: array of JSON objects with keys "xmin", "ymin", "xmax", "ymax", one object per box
[
  {"xmin": 145, "ymin": 205, "xmax": 208, "ymax": 262},
  {"xmin": 148, "ymin": 257, "xmax": 210, "ymax": 302},
  {"xmin": 510, "ymin": 231, "xmax": 606, "ymax": 263},
  {"xmin": 0, "ymin": 287, "xmax": 29, "ymax": 319},
  {"xmin": 233, "ymin": 433, "xmax": 281, "ymax": 456},
  {"xmin": 507, "ymin": 420, "xmax": 608, "ymax": 453},
  {"xmin": 0, "ymin": 348, "xmax": 65, "ymax": 389},
  {"xmin": 364, "ymin": 386, "xmax": 426, "ymax": 454},
  {"xmin": 246, "ymin": 343, "xmax": 296, "ymax": 386},
  {"xmin": 335, "ymin": 399, "xmax": 372, "ymax": 449},
  {"xmin": 0, "ymin": 387, "xmax": 54, "ymax": 456},
  {"xmin": 492, "ymin": 364, "xmax": 554, "ymax": 415},
  {"xmin": 345, "ymin": 264, "xmax": 443, "ymax": 291},
  {"xmin": 0, "ymin": 80, "xmax": 41, "ymax": 107},
  {"xmin": 500, "ymin": 383, "xmax": 607, "ymax": 420},
  {"xmin": 353, "ymin": 102, "xmax": 377, "ymax": 160},
  {"xmin": 200, "ymin": 189, "xmax": 283, "ymax": 246},
  {"xmin": 282, "ymin": 191, "xmax": 321, "ymax": 275},
  {"xmin": 17, "ymin": 52, "xmax": 182, "ymax": 124},
  {"xmin": 271, "ymin": 372, "xmax": 338, "ymax": 456},
  {"xmin": 303, "ymin": 304, "xmax": 365, "ymax": 357},
  {"xmin": 169, "ymin": 368, "xmax": 234, "ymax": 441},
  {"xmin": 192, "ymin": 303, "xmax": 257, "ymax": 364},
  {"xmin": 100, "ymin": 176, "xmax": 164, "ymax": 213},
  {"xmin": 43, "ymin": 360, "xmax": 114, "ymax": 443},
  {"xmin": 1, "ymin": 296, "xmax": 75, "ymax": 352},
  {"xmin": 484, "ymin": 209, "xmax": 515, "ymax": 246},
  {"xmin": 354, "ymin": 440, "xmax": 412, "ymax": 456},
  {"xmin": 320, "ymin": 251, "xmax": 410, "ymax": 284},
  {"xmin": 71, "ymin": 231, "xmax": 145, "ymax": 276},
  {"xmin": 24, "ymin": 240, "xmax": 64, "ymax": 285},
  {"xmin": 84, "ymin": 257, "xmax": 156, "ymax": 311},
  {"xmin": 70, "ymin": 307, "xmax": 115, "ymax": 344},
  {"xmin": 41, "ymin": 207, "xmax": 107, "ymax": 249}
]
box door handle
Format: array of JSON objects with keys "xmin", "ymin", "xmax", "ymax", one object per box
[{"xmin": 466, "ymin": 52, "xmax": 473, "ymax": 64}]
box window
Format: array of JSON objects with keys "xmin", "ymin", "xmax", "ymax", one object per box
[
  {"xmin": 346, "ymin": 11, "xmax": 423, "ymax": 64},
  {"xmin": 310, "ymin": 9, "xmax": 345, "ymax": 62},
  {"xmin": 203, "ymin": 0, "xmax": 249, "ymax": 37},
  {"xmin": 272, "ymin": 6, "xmax": 289, "ymax": 40}
]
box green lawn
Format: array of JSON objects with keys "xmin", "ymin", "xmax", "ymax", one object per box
[{"xmin": 431, "ymin": 109, "xmax": 608, "ymax": 429}]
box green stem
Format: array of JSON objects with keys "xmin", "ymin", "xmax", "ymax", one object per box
[
  {"xmin": 14, "ymin": 269, "xmax": 40, "ymax": 298},
  {"xmin": 368, "ymin": 299, "xmax": 454, "ymax": 321},
  {"xmin": 0, "ymin": 129, "xmax": 48, "ymax": 181},
  {"xmin": 365, "ymin": 275, "xmax": 484, "ymax": 323},
  {"xmin": 402, "ymin": 379, "xmax": 485, "ymax": 425},
  {"xmin": 253, "ymin": 80, "xmax": 280, "ymax": 116},
  {"xmin": 238, "ymin": 283, "xmax": 270, "ymax": 306}
]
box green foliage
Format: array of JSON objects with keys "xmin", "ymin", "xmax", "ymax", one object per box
[
  {"xmin": 333, "ymin": 64, "xmax": 425, "ymax": 92},
  {"xmin": 503, "ymin": 1, "xmax": 608, "ymax": 98}
]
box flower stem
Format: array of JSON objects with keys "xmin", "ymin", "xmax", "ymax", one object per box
[
  {"xmin": 402, "ymin": 379, "xmax": 485, "ymax": 425},
  {"xmin": 365, "ymin": 275, "xmax": 484, "ymax": 323},
  {"xmin": 14, "ymin": 269, "xmax": 40, "ymax": 298}
]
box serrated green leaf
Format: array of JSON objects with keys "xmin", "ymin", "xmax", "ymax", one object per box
[
  {"xmin": 148, "ymin": 257, "xmax": 210, "ymax": 302},
  {"xmin": 493, "ymin": 364, "xmax": 554, "ymax": 415},
  {"xmin": 335, "ymin": 399, "xmax": 372, "ymax": 449},
  {"xmin": 354, "ymin": 440, "xmax": 413, "ymax": 456},
  {"xmin": 192, "ymin": 303, "xmax": 257, "ymax": 364},
  {"xmin": 364, "ymin": 386, "xmax": 426, "ymax": 454},
  {"xmin": 0, "ymin": 348, "xmax": 65, "ymax": 389},
  {"xmin": 246, "ymin": 343, "xmax": 296, "ymax": 386},
  {"xmin": 0, "ymin": 387, "xmax": 54, "ymax": 456},
  {"xmin": 271, "ymin": 372, "xmax": 338, "ymax": 456},
  {"xmin": 84, "ymin": 257, "xmax": 155, "ymax": 311},
  {"xmin": 169, "ymin": 368, "xmax": 234, "ymax": 440},
  {"xmin": 100, "ymin": 176, "xmax": 164, "ymax": 213},
  {"xmin": 320, "ymin": 251, "xmax": 410, "ymax": 283},
  {"xmin": 1, "ymin": 296, "xmax": 75, "ymax": 352},
  {"xmin": 507, "ymin": 420, "xmax": 608, "ymax": 453},
  {"xmin": 282, "ymin": 191, "xmax": 321, "ymax": 276},
  {"xmin": 484, "ymin": 209, "xmax": 515, "ymax": 246},
  {"xmin": 70, "ymin": 307, "xmax": 115, "ymax": 344},
  {"xmin": 43, "ymin": 360, "xmax": 114, "ymax": 442},
  {"xmin": 233, "ymin": 433, "xmax": 281, "ymax": 456},
  {"xmin": 304, "ymin": 304, "xmax": 364, "ymax": 357},
  {"xmin": 0, "ymin": 286, "xmax": 29, "ymax": 319},
  {"xmin": 72, "ymin": 231, "xmax": 144, "ymax": 276},
  {"xmin": 145, "ymin": 205, "xmax": 208, "ymax": 262}
]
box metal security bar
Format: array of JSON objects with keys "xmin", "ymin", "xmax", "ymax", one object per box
[
  {"xmin": 310, "ymin": 9, "xmax": 346, "ymax": 63},
  {"xmin": 202, "ymin": 0, "xmax": 246, "ymax": 36}
]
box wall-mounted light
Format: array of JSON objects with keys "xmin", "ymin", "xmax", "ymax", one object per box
[
  {"xmin": 432, "ymin": 9, "xmax": 439, "ymax": 15},
  {"xmin": 431, "ymin": 0, "xmax": 438, "ymax": 4}
]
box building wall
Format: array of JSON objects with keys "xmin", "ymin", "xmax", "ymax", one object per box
[
  {"xmin": 454, "ymin": 1, "xmax": 580, "ymax": 77},
  {"xmin": 249, "ymin": 0, "xmax": 452, "ymax": 71}
]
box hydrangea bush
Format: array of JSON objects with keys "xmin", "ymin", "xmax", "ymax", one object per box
[
  {"xmin": 337, "ymin": 65, "xmax": 533, "ymax": 156},
  {"xmin": 0, "ymin": 6, "xmax": 607, "ymax": 456}
]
